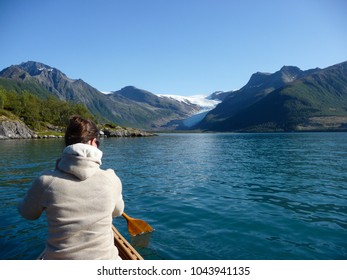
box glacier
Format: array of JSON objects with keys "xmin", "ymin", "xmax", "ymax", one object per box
[{"xmin": 158, "ymin": 94, "xmax": 222, "ymax": 128}]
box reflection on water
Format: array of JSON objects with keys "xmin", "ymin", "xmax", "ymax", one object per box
[{"xmin": 1, "ymin": 133, "xmax": 347, "ymax": 259}]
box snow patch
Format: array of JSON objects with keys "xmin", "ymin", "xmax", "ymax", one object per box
[{"xmin": 38, "ymin": 67, "xmax": 53, "ymax": 72}]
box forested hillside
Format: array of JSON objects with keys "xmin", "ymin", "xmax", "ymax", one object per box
[{"xmin": 0, "ymin": 87, "xmax": 94, "ymax": 131}]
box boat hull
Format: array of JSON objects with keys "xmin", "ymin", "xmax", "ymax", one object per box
[{"xmin": 112, "ymin": 225, "xmax": 143, "ymax": 260}]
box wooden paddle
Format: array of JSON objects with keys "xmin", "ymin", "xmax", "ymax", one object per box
[{"xmin": 122, "ymin": 212, "xmax": 154, "ymax": 236}]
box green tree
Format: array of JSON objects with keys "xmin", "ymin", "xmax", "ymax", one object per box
[
  {"xmin": 40, "ymin": 96, "xmax": 62, "ymax": 124},
  {"xmin": 4, "ymin": 90, "xmax": 22, "ymax": 115},
  {"xmin": 0, "ymin": 88, "xmax": 7, "ymax": 109},
  {"xmin": 19, "ymin": 91, "xmax": 42, "ymax": 128},
  {"xmin": 0, "ymin": 86, "xmax": 97, "ymax": 129},
  {"xmin": 70, "ymin": 103, "xmax": 95, "ymax": 122}
]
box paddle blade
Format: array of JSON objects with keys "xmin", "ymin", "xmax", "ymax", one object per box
[
  {"xmin": 128, "ymin": 219, "xmax": 154, "ymax": 236},
  {"xmin": 122, "ymin": 213, "xmax": 154, "ymax": 236}
]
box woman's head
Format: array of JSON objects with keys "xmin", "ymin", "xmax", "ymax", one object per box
[{"xmin": 65, "ymin": 116, "xmax": 100, "ymax": 147}]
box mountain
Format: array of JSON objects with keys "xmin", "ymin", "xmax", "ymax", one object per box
[
  {"xmin": 0, "ymin": 61, "xmax": 120, "ymax": 123},
  {"xmin": 0, "ymin": 61, "xmax": 200, "ymax": 129},
  {"xmin": 108, "ymin": 86, "xmax": 200, "ymax": 128},
  {"xmin": 2, "ymin": 60, "xmax": 346, "ymax": 132},
  {"xmin": 208, "ymin": 91, "xmax": 231, "ymax": 101},
  {"xmin": 156, "ymin": 94, "xmax": 222, "ymax": 129},
  {"xmin": 196, "ymin": 61, "xmax": 347, "ymax": 131},
  {"xmin": 199, "ymin": 66, "xmax": 318, "ymax": 126}
]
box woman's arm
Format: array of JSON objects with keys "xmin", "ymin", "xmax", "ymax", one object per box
[{"xmin": 18, "ymin": 175, "xmax": 46, "ymax": 220}]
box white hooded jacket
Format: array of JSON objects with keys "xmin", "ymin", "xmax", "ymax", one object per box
[{"xmin": 19, "ymin": 143, "xmax": 124, "ymax": 260}]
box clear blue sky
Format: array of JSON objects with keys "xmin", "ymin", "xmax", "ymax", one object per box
[{"xmin": 1, "ymin": 0, "xmax": 346, "ymax": 96}]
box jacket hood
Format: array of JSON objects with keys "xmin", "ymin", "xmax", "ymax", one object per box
[{"xmin": 57, "ymin": 143, "xmax": 103, "ymax": 180}]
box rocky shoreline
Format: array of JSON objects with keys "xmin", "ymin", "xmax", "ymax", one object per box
[
  {"xmin": 0, "ymin": 117, "xmax": 154, "ymax": 140},
  {"xmin": 0, "ymin": 117, "xmax": 37, "ymax": 139}
]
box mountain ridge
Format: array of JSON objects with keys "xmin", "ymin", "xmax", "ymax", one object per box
[
  {"xmin": 196, "ymin": 61, "xmax": 347, "ymax": 131},
  {"xmin": 1, "ymin": 60, "xmax": 346, "ymax": 132},
  {"xmin": 199, "ymin": 65, "xmax": 320, "ymax": 125},
  {"xmin": 0, "ymin": 62, "xmax": 201, "ymax": 129}
]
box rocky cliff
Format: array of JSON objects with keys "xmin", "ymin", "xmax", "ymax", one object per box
[{"xmin": 0, "ymin": 116, "xmax": 37, "ymax": 139}]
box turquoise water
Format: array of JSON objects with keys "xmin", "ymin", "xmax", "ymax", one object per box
[{"xmin": 0, "ymin": 133, "xmax": 346, "ymax": 259}]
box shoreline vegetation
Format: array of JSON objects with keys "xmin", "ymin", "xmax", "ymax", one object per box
[
  {"xmin": 0, "ymin": 113, "xmax": 154, "ymax": 140},
  {"xmin": 0, "ymin": 88, "xmax": 154, "ymax": 139},
  {"xmin": 1, "ymin": 112, "xmax": 346, "ymax": 140}
]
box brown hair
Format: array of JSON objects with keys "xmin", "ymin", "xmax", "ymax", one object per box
[{"xmin": 65, "ymin": 116, "xmax": 99, "ymax": 147}]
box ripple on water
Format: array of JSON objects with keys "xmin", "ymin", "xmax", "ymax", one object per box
[{"xmin": 1, "ymin": 134, "xmax": 347, "ymax": 259}]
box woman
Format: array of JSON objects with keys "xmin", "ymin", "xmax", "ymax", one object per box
[{"xmin": 18, "ymin": 116, "xmax": 124, "ymax": 259}]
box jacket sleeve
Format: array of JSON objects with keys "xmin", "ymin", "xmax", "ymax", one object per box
[
  {"xmin": 106, "ymin": 169, "xmax": 125, "ymax": 217},
  {"xmin": 18, "ymin": 175, "xmax": 47, "ymax": 220}
]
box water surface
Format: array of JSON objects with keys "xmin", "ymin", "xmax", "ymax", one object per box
[{"xmin": 0, "ymin": 133, "xmax": 346, "ymax": 259}]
